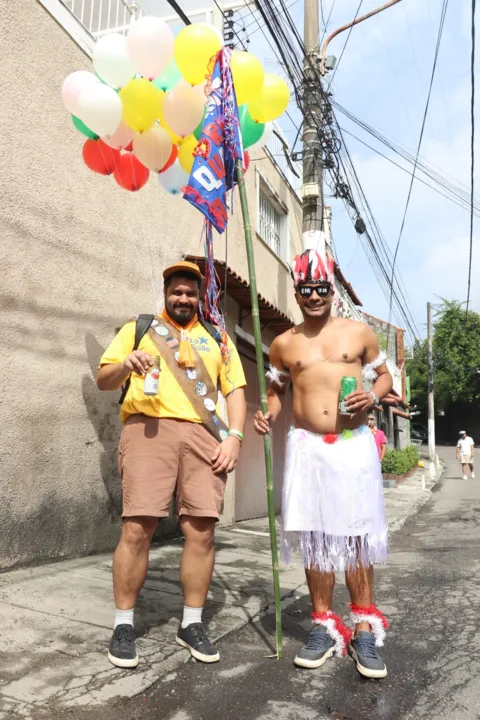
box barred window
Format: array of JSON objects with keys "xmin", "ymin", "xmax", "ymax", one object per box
[{"xmin": 259, "ymin": 191, "xmax": 282, "ymax": 256}]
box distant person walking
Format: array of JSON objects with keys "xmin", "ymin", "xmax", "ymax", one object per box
[
  {"xmin": 368, "ymin": 415, "xmax": 387, "ymax": 462},
  {"xmin": 457, "ymin": 431, "xmax": 475, "ymax": 480}
]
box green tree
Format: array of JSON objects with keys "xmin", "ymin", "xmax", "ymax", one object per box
[
  {"xmin": 406, "ymin": 339, "xmax": 428, "ymax": 415},
  {"xmin": 433, "ymin": 300, "xmax": 480, "ymax": 408}
]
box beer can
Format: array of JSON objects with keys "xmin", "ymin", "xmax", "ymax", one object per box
[
  {"xmin": 144, "ymin": 356, "xmax": 161, "ymax": 396},
  {"xmin": 339, "ymin": 376, "xmax": 357, "ymax": 415}
]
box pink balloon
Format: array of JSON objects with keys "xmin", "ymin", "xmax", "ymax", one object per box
[
  {"xmin": 178, "ymin": 78, "xmax": 208, "ymax": 99},
  {"xmin": 162, "ymin": 85, "xmax": 205, "ymax": 138},
  {"xmin": 133, "ymin": 125, "xmax": 173, "ymax": 171},
  {"xmin": 127, "ymin": 16, "xmax": 174, "ymax": 79},
  {"xmin": 61, "ymin": 71, "xmax": 99, "ymax": 115},
  {"xmin": 102, "ymin": 121, "xmax": 135, "ymax": 149},
  {"xmin": 194, "ymin": 80, "xmax": 208, "ymax": 100}
]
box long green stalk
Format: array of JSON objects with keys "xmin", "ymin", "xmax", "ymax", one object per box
[{"xmin": 235, "ymin": 159, "xmax": 282, "ymax": 659}]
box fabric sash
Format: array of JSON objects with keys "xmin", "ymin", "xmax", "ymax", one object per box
[{"xmin": 147, "ymin": 318, "xmax": 229, "ymax": 443}]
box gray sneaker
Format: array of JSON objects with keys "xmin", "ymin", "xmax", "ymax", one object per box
[
  {"xmin": 176, "ymin": 623, "xmax": 220, "ymax": 663},
  {"xmin": 350, "ymin": 631, "xmax": 387, "ymax": 679},
  {"xmin": 294, "ymin": 624, "xmax": 335, "ymax": 669}
]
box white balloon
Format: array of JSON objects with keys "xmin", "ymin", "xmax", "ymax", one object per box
[
  {"xmin": 77, "ymin": 84, "xmax": 123, "ymax": 137},
  {"xmin": 158, "ymin": 160, "xmax": 189, "ymax": 195},
  {"xmin": 248, "ymin": 121, "xmax": 274, "ymax": 152},
  {"xmin": 93, "ymin": 34, "xmax": 137, "ymax": 89},
  {"xmin": 127, "ymin": 16, "xmax": 174, "ymax": 79},
  {"xmin": 260, "ymin": 121, "xmax": 274, "ymax": 147},
  {"xmin": 61, "ymin": 71, "xmax": 100, "ymax": 115}
]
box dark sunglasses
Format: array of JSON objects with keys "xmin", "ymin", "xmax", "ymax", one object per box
[{"xmin": 297, "ymin": 283, "xmax": 331, "ymax": 298}]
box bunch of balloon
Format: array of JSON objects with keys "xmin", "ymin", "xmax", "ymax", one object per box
[{"xmin": 61, "ymin": 18, "xmax": 290, "ymax": 192}]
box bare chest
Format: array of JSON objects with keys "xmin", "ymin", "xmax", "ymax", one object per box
[{"xmin": 284, "ymin": 336, "xmax": 364, "ymax": 379}]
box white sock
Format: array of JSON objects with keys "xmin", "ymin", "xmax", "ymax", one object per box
[
  {"xmin": 181, "ymin": 606, "xmax": 203, "ymax": 629},
  {"xmin": 114, "ymin": 608, "xmax": 134, "ymax": 629}
]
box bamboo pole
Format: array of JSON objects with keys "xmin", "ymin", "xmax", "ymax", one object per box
[{"xmin": 235, "ymin": 159, "xmax": 283, "ymax": 659}]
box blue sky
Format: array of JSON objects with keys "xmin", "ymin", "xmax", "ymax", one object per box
[{"xmin": 236, "ymin": 0, "xmax": 478, "ymax": 345}]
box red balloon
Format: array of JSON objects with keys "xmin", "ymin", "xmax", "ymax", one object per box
[
  {"xmin": 244, "ymin": 151, "xmax": 250, "ymax": 173},
  {"xmin": 82, "ymin": 139, "xmax": 119, "ymax": 176},
  {"xmin": 158, "ymin": 143, "xmax": 178, "ymax": 174},
  {"xmin": 113, "ymin": 152, "xmax": 150, "ymax": 192}
]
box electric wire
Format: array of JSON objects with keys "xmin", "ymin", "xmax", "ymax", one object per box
[
  {"xmin": 253, "ymin": 0, "xmax": 421, "ymax": 340},
  {"xmin": 387, "ymin": 0, "xmax": 449, "ymax": 331}
]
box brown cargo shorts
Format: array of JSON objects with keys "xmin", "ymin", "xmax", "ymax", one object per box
[{"xmin": 118, "ymin": 415, "xmax": 227, "ymax": 519}]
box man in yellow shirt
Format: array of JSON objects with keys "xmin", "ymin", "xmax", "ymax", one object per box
[{"xmin": 97, "ymin": 261, "xmax": 247, "ymax": 669}]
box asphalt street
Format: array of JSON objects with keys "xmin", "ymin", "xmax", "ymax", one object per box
[{"xmin": 35, "ymin": 445, "xmax": 480, "ymax": 720}]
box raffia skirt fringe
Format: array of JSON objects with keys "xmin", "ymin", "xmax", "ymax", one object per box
[{"xmin": 282, "ymin": 426, "xmax": 388, "ymax": 572}]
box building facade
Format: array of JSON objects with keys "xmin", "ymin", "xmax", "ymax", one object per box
[{"xmin": 0, "ymin": 0, "xmax": 303, "ymax": 569}]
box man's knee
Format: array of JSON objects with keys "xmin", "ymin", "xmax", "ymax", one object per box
[
  {"xmin": 181, "ymin": 515, "xmax": 216, "ymax": 549},
  {"xmin": 121, "ymin": 517, "xmax": 158, "ymax": 549}
]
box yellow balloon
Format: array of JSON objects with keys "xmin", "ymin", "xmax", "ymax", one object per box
[
  {"xmin": 119, "ymin": 79, "xmax": 164, "ymax": 133},
  {"xmin": 163, "ymin": 123, "xmax": 183, "ymax": 146},
  {"xmin": 247, "ymin": 74, "xmax": 290, "ymax": 123},
  {"xmin": 178, "ymin": 134, "xmax": 198, "ymax": 174},
  {"xmin": 175, "ymin": 24, "xmax": 221, "ymax": 86},
  {"xmin": 231, "ymin": 51, "xmax": 264, "ymax": 106}
]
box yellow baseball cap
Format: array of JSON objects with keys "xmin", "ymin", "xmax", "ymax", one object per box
[{"xmin": 163, "ymin": 261, "xmax": 203, "ymax": 282}]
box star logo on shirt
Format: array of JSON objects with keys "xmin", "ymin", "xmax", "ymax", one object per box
[{"xmin": 198, "ymin": 336, "xmax": 209, "ymax": 345}]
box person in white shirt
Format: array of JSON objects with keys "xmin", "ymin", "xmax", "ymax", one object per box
[{"xmin": 456, "ymin": 431, "xmax": 475, "ymax": 480}]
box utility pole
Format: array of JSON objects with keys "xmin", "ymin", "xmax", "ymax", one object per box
[
  {"xmin": 302, "ymin": 0, "xmax": 403, "ymax": 254},
  {"xmin": 301, "ymin": 0, "xmax": 323, "ymax": 252},
  {"xmin": 427, "ymin": 301, "xmax": 436, "ymax": 462}
]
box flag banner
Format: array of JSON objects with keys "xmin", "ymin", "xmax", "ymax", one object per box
[{"xmin": 183, "ymin": 48, "xmax": 244, "ymax": 233}]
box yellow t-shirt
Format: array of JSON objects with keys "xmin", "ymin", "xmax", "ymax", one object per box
[{"xmin": 99, "ymin": 318, "xmax": 247, "ymax": 424}]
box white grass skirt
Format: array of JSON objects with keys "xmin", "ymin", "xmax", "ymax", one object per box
[{"xmin": 282, "ymin": 426, "xmax": 388, "ymax": 572}]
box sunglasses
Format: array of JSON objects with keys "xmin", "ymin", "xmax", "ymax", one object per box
[{"xmin": 297, "ymin": 283, "xmax": 331, "ymax": 298}]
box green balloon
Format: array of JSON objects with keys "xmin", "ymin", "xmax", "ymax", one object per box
[
  {"xmin": 239, "ymin": 105, "xmax": 264, "ymax": 149},
  {"xmin": 193, "ymin": 107, "xmax": 207, "ymax": 140},
  {"xmin": 152, "ymin": 59, "xmax": 182, "ymax": 93},
  {"xmin": 72, "ymin": 114, "xmax": 99, "ymax": 140}
]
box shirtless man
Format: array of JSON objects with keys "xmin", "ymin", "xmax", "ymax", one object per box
[{"xmin": 254, "ymin": 249, "xmax": 393, "ymax": 679}]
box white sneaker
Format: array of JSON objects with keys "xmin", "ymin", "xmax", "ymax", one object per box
[
  {"xmin": 463, "ymin": 475, "xmax": 468, "ymax": 480},
  {"xmin": 472, "ymin": 472, "xmax": 475, "ymax": 479}
]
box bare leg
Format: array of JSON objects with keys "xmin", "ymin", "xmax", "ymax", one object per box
[
  {"xmin": 305, "ymin": 568, "xmax": 335, "ymax": 613},
  {"xmin": 462, "ymin": 463, "xmax": 468, "ymax": 477},
  {"xmin": 469, "ymin": 463, "xmax": 474, "ymax": 474},
  {"xmin": 345, "ymin": 564, "xmax": 374, "ymax": 635},
  {"xmin": 180, "ymin": 516, "xmax": 216, "ymax": 608},
  {"xmin": 113, "ymin": 517, "xmax": 158, "ymax": 609}
]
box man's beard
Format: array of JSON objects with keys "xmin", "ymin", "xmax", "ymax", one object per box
[{"xmin": 167, "ymin": 304, "xmax": 196, "ymax": 326}]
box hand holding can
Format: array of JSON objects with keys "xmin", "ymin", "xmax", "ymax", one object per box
[
  {"xmin": 144, "ymin": 356, "xmax": 161, "ymax": 396},
  {"xmin": 339, "ymin": 376, "xmax": 357, "ymax": 415}
]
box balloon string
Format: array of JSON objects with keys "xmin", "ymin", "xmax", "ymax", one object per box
[{"xmin": 105, "ymin": 145, "xmax": 158, "ymax": 306}]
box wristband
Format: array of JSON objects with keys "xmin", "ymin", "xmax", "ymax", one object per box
[
  {"xmin": 369, "ymin": 391, "xmax": 379, "ymax": 407},
  {"xmin": 228, "ymin": 429, "xmax": 244, "ymax": 443}
]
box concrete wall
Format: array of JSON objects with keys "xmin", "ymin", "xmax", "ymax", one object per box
[{"xmin": 0, "ymin": 0, "xmax": 303, "ymax": 569}]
